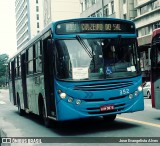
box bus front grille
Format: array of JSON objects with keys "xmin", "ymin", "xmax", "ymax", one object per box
[{"xmin": 74, "ymin": 81, "xmax": 133, "ymax": 91}]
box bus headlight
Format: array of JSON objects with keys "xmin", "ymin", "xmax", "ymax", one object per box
[
  {"xmin": 76, "ymin": 99, "xmax": 81, "ymax": 105},
  {"xmin": 129, "ymin": 94, "xmax": 133, "ymax": 99},
  {"xmin": 138, "ymin": 86, "xmax": 143, "ymax": 92},
  {"xmin": 60, "ymin": 92, "xmax": 67, "ymax": 99},
  {"xmin": 68, "ymin": 97, "xmax": 73, "ymax": 103}
]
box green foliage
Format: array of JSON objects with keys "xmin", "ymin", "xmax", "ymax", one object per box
[{"xmin": 0, "ymin": 54, "xmax": 9, "ymax": 85}]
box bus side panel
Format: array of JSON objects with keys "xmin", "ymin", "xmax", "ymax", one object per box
[
  {"xmin": 8, "ymin": 80, "xmax": 13, "ymax": 104},
  {"xmin": 33, "ymin": 74, "xmax": 45, "ymax": 115},
  {"xmin": 26, "ymin": 75, "xmax": 43, "ymax": 115},
  {"xmin": 15, "ymin": 79, "xmax": 24, "ymax": 109},
  {"xmin": 27, "ymin": 76, "xmax": 37, "ymax": 113}
]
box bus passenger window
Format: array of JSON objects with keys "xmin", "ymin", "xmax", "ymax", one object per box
[
  {"xmin": 15, "ymin": 58, "xmax": 17, "ymax": 78},
  {"xmin": 33, "ymin": 45, "xmax": 36, "ymax": 73},
  {"xmin": 17, "ymin": 55, "xmax": 21, "ymax": 77},
  {"xmin": 28, "ymin": 47, "xmax": 33, "ymax": 74},
  {"xmin": 35, "ymin": 41, "xmax": 42, "ymax": 73}
]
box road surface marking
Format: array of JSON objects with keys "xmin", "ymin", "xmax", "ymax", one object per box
[
  {"xmin": 0, "ymin": 101, "xmax": 6, "ymax": 104},
  {"xmin": 117, "ymin": 116, "xmax": 160, "ymax": 128}
]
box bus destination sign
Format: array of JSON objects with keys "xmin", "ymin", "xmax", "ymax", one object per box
[{"xmin": 56, "ymin": 20, "xmax": 135, "ymax": 34}]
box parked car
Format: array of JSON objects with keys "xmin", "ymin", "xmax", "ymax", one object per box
[{"xmin": 143, "ymin": 81, "xmax": 151, "ymax": 98}]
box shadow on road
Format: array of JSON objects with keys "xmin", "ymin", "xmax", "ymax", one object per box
[{"xmin": 14, "ymin": 111, "xmax": 140, "ymax": 136}]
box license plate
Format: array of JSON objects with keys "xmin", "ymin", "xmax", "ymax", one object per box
[{"xmin": 100, "ymin": 105, "xmax": 114, "ymax": 112}]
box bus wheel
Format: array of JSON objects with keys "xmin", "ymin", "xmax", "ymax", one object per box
[
  {"xmin": 103, "ymin": 114, "xmax": 116, "ymax": 122},
  {"xmin": 42, "ymin": 104, "xmax": 51, "ymax": 127},
  {"xmin": 17, "ymin": 97, "xmax": 25, "ymax": 116}
]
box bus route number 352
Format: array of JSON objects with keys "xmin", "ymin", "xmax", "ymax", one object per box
[{"xmin": 120, "ymin": 89, "xmax": 129, "ymax": 95}]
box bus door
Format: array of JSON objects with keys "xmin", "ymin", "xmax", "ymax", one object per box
[
  {"xmin": 11, "ymin": 60, "xmax": 16, "ymax": 105},
  {"xmin": 21, "ymin": 53, "xmax": 28, "ymax": 109},
  {"xmin": 43, "ymin": 36, "xmax": 56, "ymax": 116}
]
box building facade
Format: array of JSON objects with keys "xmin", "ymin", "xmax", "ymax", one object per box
[
  {"xmin": 80, "ymin": 0, "xmax": 136, "ymax": 20},
  {"xmin": 15, "ymin": 0, "xmax": 44, "ymax": 50},
  {"xmin": 133, "ymin": 0, "xmax": 160, "ymax": 80},
  {"xmin": 43, "ymin": 0, "xmax": 81, "ymax": 27}
]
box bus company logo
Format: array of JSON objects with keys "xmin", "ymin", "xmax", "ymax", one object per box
[{"xmin": 2, "ymin": 138, "xmax": 11, "ymax": 143}]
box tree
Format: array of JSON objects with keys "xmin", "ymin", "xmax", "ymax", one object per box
[{"xmin": 0, "ymin": 54, "xmax": 9, "ymax": 86}]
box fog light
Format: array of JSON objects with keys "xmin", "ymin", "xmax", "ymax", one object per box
[
  {"xmin": 134, "ymin": 91, "xmax": 139, "ymax": 96},
  {"xmin": 138, "ymin": 86, "xmax": 143, "ymax": 92},
  {"xmin": 129, "ymin": 94, "xmax": 133, "ymax": 99},
  {"xmin": 60, "ymin": 93, "xmax": 66, "ymax": 99},
  {"xmin": 76, "ymin": 99, "xmax": 81, "ymax": 105},
  {"xmin": 68, "ymin": 97, "xmax": 73, "ymax": 103}
]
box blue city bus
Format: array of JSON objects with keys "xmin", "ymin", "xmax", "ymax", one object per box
[{"xmin": 8, "ymin": 18, "xmax": 144, "ymax": 127}]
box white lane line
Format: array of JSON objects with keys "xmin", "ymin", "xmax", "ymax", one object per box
[{"xmin": 117, "ymin": 116, "xmax": 160, "ymax": 128}]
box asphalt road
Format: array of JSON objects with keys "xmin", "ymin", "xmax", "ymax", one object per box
[{"xmin": 0, "ymin": 89, "xmax": 160, "ymax": 146}]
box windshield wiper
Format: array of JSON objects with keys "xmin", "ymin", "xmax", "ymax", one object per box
[
  {"xmin": 76, "ymin": 35, "xmax": 97, "ymax": 72},
  {"xmin": 76, "ymin": 35, "xmax": 93, "ymax": 58}
]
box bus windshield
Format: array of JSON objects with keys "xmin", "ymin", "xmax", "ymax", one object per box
[{"xmin": 55, "ymin": 38, "xmax": 140, "ymax": 81}]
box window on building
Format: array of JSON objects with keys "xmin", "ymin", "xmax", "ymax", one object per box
[
  {"xmin": 37, "ymin": 22, "xmax": 39, "ymax": 28},
  {"xmin": 111, "ymin": 1, "xmax": 114, "ymax": 14},
  {"xmin": 91, "ymin": 0, "xmax": 96, "ymax": 5},
  {"xmin": 36, "ymin": 6, "xmax": 39, "ymax": 12},
  {"xmin": 37, "ymin": 14, "xmax": 39, "ymax": 20},
  {"xmin": 104, "ymin": 4, "xmax": 109, "ymax": 17},
  {"xmin": 85, "ymin": 0, "xmax": 88, "ymax": 9},
  {"xmin": 96, "ymin": 9, "xmax": 102, "ymax": 17},
  {"xmin": 153, "ymin": 21, "xmax": 160, "ymax": 29},
  {"xmin": 140, "ymin": 26, "xmax": 149, "ymax": 36},
  {"xmin": 123, "ymin": 14, "xmax": 126, "ymax": 19},
  {"xmin": 152, "ymin": 0, "xmax": 160, "ymax": 10},
  {"xmin": 36, "ymin": 0, "xmax": 38, "ymax": 4},
  {"xmin": 81, "ymin": 3, "xmax": 84, "ymax": 12},
  {"xmin": 140, "ymin": 5, "xmax": 148, "ymax": 15},
  {"xmin": 123, "ymin": 0, "xmax": 126, "ymax": 4}
]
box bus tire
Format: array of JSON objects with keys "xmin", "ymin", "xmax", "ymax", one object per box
[
  {"xmin": 103, "ymin": 114, "xmax": 116, "ymax": 122},
  {"xmin": 17, "ymin": 96, "xmax": 25, "ymax": 116},
  {"xmin": 42, "ymin": 103, "xmax": 51, "ymax": 128}
]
